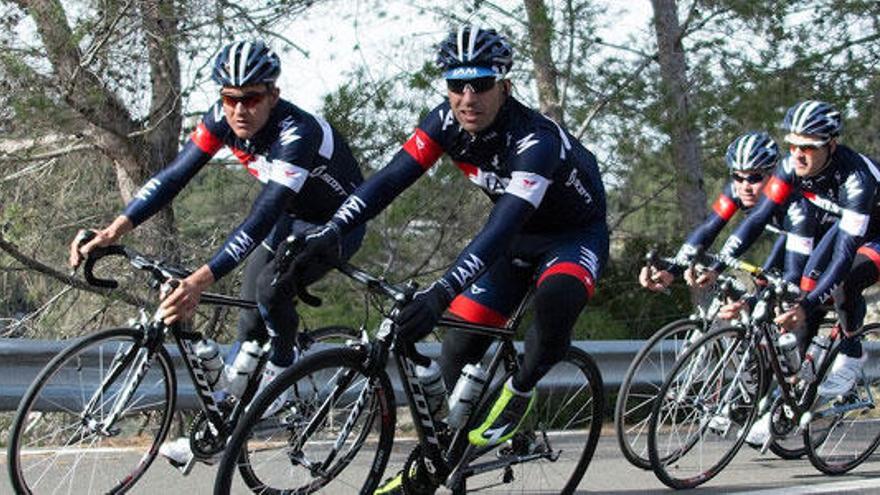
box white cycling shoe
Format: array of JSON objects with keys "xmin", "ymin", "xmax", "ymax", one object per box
[
  {"xmin": 817, "ymin": 353, "xmax": 868, "ymax": 398},
  {"xmin": 159, "ymin": 437, "xmax": 194, "ymax": 468},
  {"xmin": 744, "ymin": 411, "xmax": 771, "ymax": 448}
]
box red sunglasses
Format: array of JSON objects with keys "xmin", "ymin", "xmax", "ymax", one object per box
[{"xmin": 220, "ymin": 90, "xmax": 270, "ymax": 108}]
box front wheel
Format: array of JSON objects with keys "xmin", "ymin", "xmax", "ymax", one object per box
[
  {"xmin": 805, "ymin": 322, "xmax": 880, "ymax": 475},
  {"xmin": 462, "ymin": 346, "xmax": 604, "ymax": 495},
  {"xmin": 648, "ymin": 326, "xmax": 764, "ymax": 489},
  {"xmin": 214, "ymin": 347, "xmax": 396, "ymax": 494},
  {"xmin": 8, "ymin": 327, "xmax": 176, "ymax": 495}
]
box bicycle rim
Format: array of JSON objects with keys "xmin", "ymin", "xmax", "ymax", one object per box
[
  {"xmin": 805, "ymin": 322, "xmax": 880, "ymax": 474},
  {"xmin": 462, "ymin": 347, "xmax": 604, "ymax": 494},
  {"xmin": 8, "ymin": 328, "xmax": 175, "ymax": 494},
  {"xmin": 648, "ymin": 326, "xmax": 762, "ymax": 489},
  {"xmin": 615, "ymin": 319, "xmax": 702, "ymax": 469},
  {"xmin": 216, "ymin": 347, "xmax": 395, "ymax": 495}
]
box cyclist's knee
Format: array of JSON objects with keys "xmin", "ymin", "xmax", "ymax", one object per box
[{"xmin": 534, "ymin": 273, "xmax": 589, "ymax": 316}]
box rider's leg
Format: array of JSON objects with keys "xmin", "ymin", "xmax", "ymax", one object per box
[
  {"xmin": 820, "ymin": 245, "xmax": 879, "ymax": 397},
  {"xmin": 469, "ymin": 229, "xmax": 606, "ymax": 447},
  {"xmin": 514, "ymin": 273, "xmax": 589, "ymax": 390}
]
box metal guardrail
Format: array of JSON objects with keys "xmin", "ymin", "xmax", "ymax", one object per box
[{"xmin": 1, "ymin": 338, "xmax": 877, "ymax": 410}]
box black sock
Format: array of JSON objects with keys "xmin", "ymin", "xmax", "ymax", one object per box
[{"xmin": 838, "ymin": 335, "xmax": 863, "ymax": 358}]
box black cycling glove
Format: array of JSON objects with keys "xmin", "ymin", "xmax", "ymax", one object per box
[{"xmin": 394, "ymin": 281, "xmax": 455, "ymax": 343}]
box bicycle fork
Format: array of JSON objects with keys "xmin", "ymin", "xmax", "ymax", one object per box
[{"xmin": 82, "ymin": 340, "xmax": 154, "ymax": 437}]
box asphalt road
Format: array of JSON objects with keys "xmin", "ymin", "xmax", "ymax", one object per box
[{"xmin": 5, "ymin": 429, "xmax": 880, "ymax": 494}]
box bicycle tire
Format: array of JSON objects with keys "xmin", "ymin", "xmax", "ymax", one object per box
[
  {"xmin": 647, "ymin": 325, "xmax": 764, "ymax": 489},
  {"xmin": 805, "ymin": 322, "xmax": 880, "ymax": 475},
  {"xmin": 8, "ymin": 327, "xmax": 176, "ymax": 495},
  {"xmin": 614, "ymin": 318, "xmax": 703, "ymax": 469},
  {"xmin": 299, "ymin": 325, "xmax": 360, "ymax": 352},
  {"xmin": 462, "ymin": 346, "xmax": 604, "ymax": 495},
  {"xmin": 214, "ymin": 346, "xmax": 395, "ymax": 495}
]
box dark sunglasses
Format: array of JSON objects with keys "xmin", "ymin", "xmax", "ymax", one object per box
[
  {"xmin": 220, "ymin": 90, "xmax": 270, "ymax": 108},
  {"xmin": 446, "ymin": 77, "xmax": 497, "ymax": 94},
  {"xmin": 732, "ymin": 173, "xmax": 766, "ymax": 184}
]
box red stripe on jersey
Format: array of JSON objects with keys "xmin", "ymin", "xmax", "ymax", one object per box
[
  {"xmin": 402, "ymin": 128, "xmax": 443, "ymax": 170},
  {"xmin": 455, "ymin": 161, "xmax": 479, "ymax": 178},
  {"xmin": 448, "ymin": 296, "xmax": 508, "ymax": 328},
  {"xmin": 190, "ymin": 122, "xmax": 223, "ymax": 155},
  {"xmin": 800, "ymin": 276, "xmax": 817, "ymax": 292},
  {"xmin": 857, "ymin": 245, "xmax": 880, "ymax": 278},
  {"xmin": 711, "ymin": 194, "xmax": 738, "ymax": 221},
  {"xmin": 230, "ymin": 147, "xmax": 255, "ymax": 166},
  {"xmin": 763, "ymin": 176, "xmax": 792, "ymax": 204},
  {"xmin": 537, "ymin": 262, "xmax": 595, "ymax": 299}
]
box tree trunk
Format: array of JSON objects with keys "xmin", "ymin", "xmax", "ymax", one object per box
[
  {"xmin": 14, "ymin": 0, "xmax": 181, "ymax": 257},
  {"xmin": 651, "ymin": 0, "xmax": 707, "ymax": 231},
  {"xmin": 523, "ymin": 0, "xmax": 564, "ymax": 124}
]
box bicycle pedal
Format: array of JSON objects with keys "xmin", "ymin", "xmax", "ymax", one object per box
[{"xmin": 180, "ymin": 456, "xmax": 197, "ymax": 476}]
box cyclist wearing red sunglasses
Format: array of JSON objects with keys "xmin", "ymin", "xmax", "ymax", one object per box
[
  {"xmin": 69, "ymin": 40, "xmax": 365, "ymax": 431},
  {"xmin": 640, "ymin": 131, "xmax": 827, "ymax": 292},
  {"xmin": 713, "ymin": 100, "xmax": 880, "ymax": 399}
]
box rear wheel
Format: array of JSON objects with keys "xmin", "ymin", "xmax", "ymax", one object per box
[
  {"xmin": 462, "ymin": 346, "xmax": 604, "ymax": 495},
  {"xmin": 8, "ymin": 327, "xmax": 175, "ymax": 495},
  {"xmin": 615, "ymin": 318, "xmax": 703, "ymax": 469},
  {"xmin": 805, "ymin": 322, "xmax": 880, "ymax": 474}
]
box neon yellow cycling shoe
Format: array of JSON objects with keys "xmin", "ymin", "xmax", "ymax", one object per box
[
  {"xmin": 468, "ymin": 378, "xmax": 535, "ymax": 447},
  {"xmin": 373, "ymin": 470, "xmax": 404, "ymax": 495}
]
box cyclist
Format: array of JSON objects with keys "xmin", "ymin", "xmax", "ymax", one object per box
[
  {"xmin": 640, "ymin": 131, "xmax": 808, "ymax": 291},
  {"xmin": 712, "ymin": 100, "xmax": 880, "ymax": 400},
  {"xmin": 68, "ymin": 40, "xmax": 365, "ymax": 461},
  {"xmin": 282, "ymin": 26, "xmax": 608, "ymax": 492}
]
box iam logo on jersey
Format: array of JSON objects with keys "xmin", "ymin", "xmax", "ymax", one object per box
[{"xmin": 521, "ymin": 178, "xmax": 538, "ymax": 188}]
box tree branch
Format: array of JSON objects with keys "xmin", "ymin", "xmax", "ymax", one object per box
[
  {"xmin": 0, "ymin": 228, "xmax": 149, "ymax": 307},
  {"xmin": 575, "ymin": 53, "xmax": 654, "ymax": 140}
]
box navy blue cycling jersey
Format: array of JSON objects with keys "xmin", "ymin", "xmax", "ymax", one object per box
[
  {"xmin": 719, "ymin": 144, "xmax": 880, "ymax": 309},
  {"xmin": 123, "ymin": 99, "xmax": 363, "ymax": 279},
  {"xmin": 674, "ymin": 180, "xmax": 830, "ymax": 283},
  {"xmin": 329, "ymin": 96, "xmax": 607, "ymax": 297}
]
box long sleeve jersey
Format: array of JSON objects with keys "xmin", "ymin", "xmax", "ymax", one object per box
[
  {"xmin": 327, "ymin": 96, "xmax": 608, "ymax": 297},
  {"xmin": 718, "ymin": 144, "xmax": 880, "ymax": 308},
  {"xmin": 123, "ymin": 99, "xmax": 363, "ymax": 279}
]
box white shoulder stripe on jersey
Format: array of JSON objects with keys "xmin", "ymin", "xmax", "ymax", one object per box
[
  {"xmin": 314, "ymin": 115, "xmax": 335, "ymax": 160},
  {"xmin": 506, "ymin": 171, "xmax": 551, "ymax": 208},
  {"xmin": 785, "ymin": 233, "xmax": 814, "ymax": 256},
  {"xmin": 840, "ymin": 208, "xmax": 869, "ymax": 237},
  {"xmin": 269, "ymin": 160, "xmax": 309, "ymax": 193},
  {"xmin": 860, "ymin": 154, "xmax": 880, "ymax": 182}
]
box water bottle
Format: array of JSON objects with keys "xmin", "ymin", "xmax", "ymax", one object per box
[
  {"xmin": 777, "ymin": 333, "xmax": 801, "ymax": 376},
  {"xmin": 416, "ymin": 360, "xmax": 447, "ymax": 422},
  {"xmin": 446, "ymin": 363, "xmax": 488, "ymax": 429},
  {"xmin": 225, "ymin": 340, "xmax": 264, "ymax": 399},
  {"xmin": 798, "ymin": 335, "xmax": 831, "ymax": 383},
  {"xmin": 194, "ymin": 338, "xmax": 224, "ymax": 390}
]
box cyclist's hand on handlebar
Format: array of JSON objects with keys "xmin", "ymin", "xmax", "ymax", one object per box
[
  {"xmin": 69, "ymin": 217, "xmax": 133, "ymax": 268},
  {"xmin": 394, "ymin": 281, "xmax": 454, "ymax": 343},
  {"xmin": 275, "ymin": 223, "xmax": 342, "ymax": 281},
  {"xmin": 158, "ymin": 266, "xmax": 214, "ymax": 325},
  {"xmin": 639, "ymin": 266, "xmax": 673, "ymax": 292},
  {"xmin": 685, "ymin": 266, "xmax": 717, "ymax": 289},
  {"xmin": 717, "ymin": 299, "xmax": 747, "ymax": 320},
  {"xmin": 774, "ymin": 304, "xmax": 806, "ymax": 331}
]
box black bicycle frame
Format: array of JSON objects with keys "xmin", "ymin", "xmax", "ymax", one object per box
[{"xmin": 390, "ymin": 288, "xmax": 533, "ymax": 484}]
